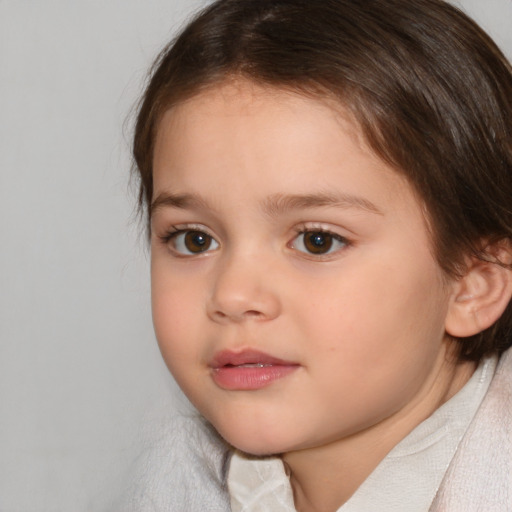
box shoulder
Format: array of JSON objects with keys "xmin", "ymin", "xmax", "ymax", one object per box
[
  {"xmin": 118, "ymin": 412, "xmax": 232, "ymax": 512},
  {"xmin": 431, "ymin": 349, "xmax": 512, "ymax": 511}
]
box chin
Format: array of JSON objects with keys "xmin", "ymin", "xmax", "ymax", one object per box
[
  {"xmin": 211, "ymin": 419, "xmax": 293, "ymax": 456},
  {"xmin": 222, "ymin": 426, "xmax": 314, "ymax": 457}
]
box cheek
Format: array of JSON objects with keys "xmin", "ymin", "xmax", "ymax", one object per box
[
  {"xmin": 295, "ymin": 253, "xmax": 449, "ymax": 368},
  {"xmin": 151, "ymin": 270, "xmax": 205, "ymax": 372},
  {"xmin": 295, "ymin": 273, "xmax": 449, "ymax": 432}
]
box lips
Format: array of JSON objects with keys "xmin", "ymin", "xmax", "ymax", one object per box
[{"xmin": 210, "ymin": 349, "xmax": 299, "ymax": 390}]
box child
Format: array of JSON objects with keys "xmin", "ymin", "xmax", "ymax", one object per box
[{"xmin": 128, "ymin": 0, "xmax": 512, "ymax": 510}]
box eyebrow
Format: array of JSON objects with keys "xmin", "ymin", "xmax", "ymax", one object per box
[
  {"xmin": 151, "ymin": 192, "xmax": 214, "ymax": 216},
  {"xmin": 261, "ymin": 192, "xmax": 383, "ymax": 217},
  {"xmin": 150, "ymin": 191, "xmax": 383, "ymax": 217}
]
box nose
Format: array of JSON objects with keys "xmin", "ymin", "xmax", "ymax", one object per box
[{"xmin": 206, "ymin": 253, "xmax": 282, "ymax": 324}]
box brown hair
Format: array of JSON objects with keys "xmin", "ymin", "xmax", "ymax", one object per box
[{"xmin": 133, "ymin": 0, "xmax": 512, "ymax": 361}]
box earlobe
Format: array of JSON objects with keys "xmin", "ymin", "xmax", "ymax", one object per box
[{"xmin": 445, "ymin": 247, "xmax": 512, "ymax": 338}]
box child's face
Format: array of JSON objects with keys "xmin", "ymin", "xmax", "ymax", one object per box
[{"xmin": 150, "ymin": 81, "xmax": 459, "ymax": 456}]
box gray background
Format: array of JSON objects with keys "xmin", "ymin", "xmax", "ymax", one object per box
[{"xmin": 1, "ymin": 1, "xmax": 510, "ymax": 511}]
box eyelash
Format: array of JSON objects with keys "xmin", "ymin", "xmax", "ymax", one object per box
[
  {"xmin": 290, "ymin": 227, "xmax": 351, "ymax": 257},
  {"xmin": 159, "ymin": 226, "xmax": 219, "ymax": 256},
  {"xmin": 158, "ymin": 225, "xmax": 351, "ymax": 258}
]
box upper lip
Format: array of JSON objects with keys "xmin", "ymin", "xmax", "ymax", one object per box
[{"xmin": 210, "ymin": 349, "xmax": 297, "ymax": 369}]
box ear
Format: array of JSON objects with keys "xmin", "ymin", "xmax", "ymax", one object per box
[{"xmin": 445, "ymin": 244, "xmax": 512, "ymax": 338}]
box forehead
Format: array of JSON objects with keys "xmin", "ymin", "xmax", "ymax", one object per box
[
  {"xmin": 154, "ymin": 80, "xmax": 366, "ymax": 157},
  {"xmin": 152, "ymin": 80, "xmax": 422, "ymax": 221}
]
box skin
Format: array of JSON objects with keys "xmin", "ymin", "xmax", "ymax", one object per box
[{"xmin": 150, "ymin": 81, "xmax": 475, "ymax": 511}]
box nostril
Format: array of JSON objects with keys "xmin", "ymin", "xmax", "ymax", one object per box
[
  {"xmin": 244, "ymin": 310, "xmax": 263, "ymax": 318},
  {"xmin": 211, "ymin": 309, "xmax": 262, "ymax": 322}
]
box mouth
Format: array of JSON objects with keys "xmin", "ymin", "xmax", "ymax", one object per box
[{"xmin": 210, "ymin": 349, "xmax": 299, "ymax": 391}]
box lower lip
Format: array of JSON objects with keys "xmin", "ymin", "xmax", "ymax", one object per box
[{"xmin": 211, "ymin": 365, "xmax": 298, "ymax": 391}]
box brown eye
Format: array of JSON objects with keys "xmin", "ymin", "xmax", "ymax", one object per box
[
  {"xmin": 291, "ymin": 229, "xmax": 348, "ymax": 256},
  {"xmin": 303, "ymin": 231, "xmax": 333, "ymax": 254},
  {"xmin": 168, "ymin": 229, "xmax": 219, "ymax": 255},
  {"xmin": 184, "ymin": 231, "xmax": 213, "ymax": 253}
]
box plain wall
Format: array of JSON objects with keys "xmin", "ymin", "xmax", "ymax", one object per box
[{"xmin": 1, "ymin": 1, "xmax": 510, "ymax": 511}]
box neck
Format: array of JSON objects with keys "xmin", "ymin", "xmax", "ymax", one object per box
[{"xmin": 283, "ymin": 351, "xmax": 476, "ymax": 512}]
